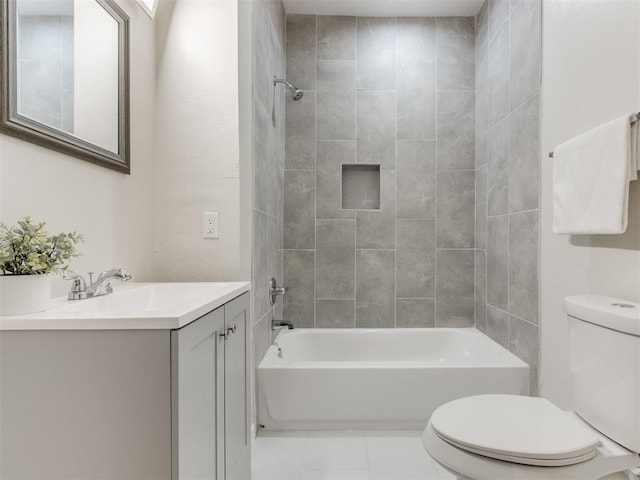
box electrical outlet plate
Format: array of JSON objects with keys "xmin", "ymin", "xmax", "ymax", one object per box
[{"xmin": 203, "ymin": 212, "xmax": 219, "ymax": 239}]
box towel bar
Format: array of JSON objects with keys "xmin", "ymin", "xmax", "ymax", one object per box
[{"xmin": 548, "ymin": 112, "xmax": 640, "ymax": 158}]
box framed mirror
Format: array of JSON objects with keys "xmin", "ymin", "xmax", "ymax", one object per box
[{"xmin": 0, "ymin": 0, "xmax": 130, "ymax": 173}]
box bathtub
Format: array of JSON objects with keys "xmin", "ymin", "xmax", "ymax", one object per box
[{"xmin": 258, "ymin": 328, "xmax": 529, "ymax": 430}]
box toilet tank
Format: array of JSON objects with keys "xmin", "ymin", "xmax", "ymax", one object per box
[{"xmin": 565, "ymin": 295, "xmax": 640, "ymax": 453}]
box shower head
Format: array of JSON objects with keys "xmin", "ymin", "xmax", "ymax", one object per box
[{"xmin": 273, "ymin": 76, "xmax": 304, "ymax": 101}]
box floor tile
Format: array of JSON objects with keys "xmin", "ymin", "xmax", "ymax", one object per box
[
  {"xmin": 252, "ymin": 430, "xmax": 450, "ymax": 480},
  {"xmin": 303, "ymin": 469, "xmax": 370, "ymax": 479},
  {"xmin": 303, "ymin": 434, "xmax": 369, "ymax": 471},
  {"xmin": 258, "ymin": 430, "xmax": 309, "ymax": 438},
  {"xmin": 306, "ymin": 431, "xmax": 367, "ymax": 437},
  {"xmin": 366, "ymin": 433, "xmax": 440, "ymax": 480},
  {"xmin": 252, "ymin": 434, "xmax": 307, "ymax": 479}
]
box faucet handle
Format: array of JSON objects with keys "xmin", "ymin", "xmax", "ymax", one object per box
[
  {"xmin": 63, "ymin": 273, "xmax": 86, "ymax": 287},
  {"xmin": 269, "ymin": 278, "xmax": 287, "ymax": 306},
  {"xmin": 64, "ymin": 274, "xmax": 87, "ymax": 300}
]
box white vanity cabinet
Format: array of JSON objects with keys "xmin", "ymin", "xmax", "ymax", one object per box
[
  {"xmin": 172, "ymin": 292, "xmax": 251, "ymax": 480},
  {"xmin": 0, "ymin": 285, "xmax": 251, "ymax": 480}
]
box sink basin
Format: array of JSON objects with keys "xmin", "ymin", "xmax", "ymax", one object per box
[
  {"xmin": 0, "ymin": 282, "xmax": 251, "ymax": 330},
  {"xmin": 53, "ymin": 283, "xmax": 236, "ymax": 315}
]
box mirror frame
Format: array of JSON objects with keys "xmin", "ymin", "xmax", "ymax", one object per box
[{"xmin": 0, "ymin": 0, "xmax": 130, "ymax": 174}]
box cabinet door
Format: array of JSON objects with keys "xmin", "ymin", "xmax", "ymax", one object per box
[
  {"xmin": 223, "ymin": 293, "xmax": 251, "ymax": 480},
  {"xmin": 172, "ymin": 307, "xmax": 225, "ymax": 480}
]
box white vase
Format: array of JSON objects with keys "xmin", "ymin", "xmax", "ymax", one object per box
[{"xmin": 0, "ymin": 274, "xmax": 52, "ymax": 315}]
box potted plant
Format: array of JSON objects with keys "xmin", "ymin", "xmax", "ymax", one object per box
[{"xmin": 0, "ymin": 217, "xmax": 83, "ymax": 315}]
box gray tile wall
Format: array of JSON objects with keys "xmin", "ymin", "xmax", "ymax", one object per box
[
  {"xmin": 475, "ymin": 0, "xmax": 541, "ymax": 395},
  {"xmin": 283, "ymin": 14, "xmax": 476, "ymax": 329},
  {"xmin": 253, "ymin": 0, "xmax": 286, "ymax": 370}
]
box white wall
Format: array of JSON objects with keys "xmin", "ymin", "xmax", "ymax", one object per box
[
  {"xmin": 2, "ymin": 0, "xmax": 249, "ymax": 294},
  {"xmin": 0, "ymin": 0, "xmax": 157, "ymax": 296},
  {"xmin": 155, "ymin": 0, "xmax": 246, "ymax": 281},
  {"xmin": 540, "ymin": 0, "xmax": 640, "ymax": 408}
]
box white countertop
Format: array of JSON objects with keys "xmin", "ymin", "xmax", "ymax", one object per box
[{"xmin": 0, "ymin": 282, "xmax": 251, "ymax": 331}]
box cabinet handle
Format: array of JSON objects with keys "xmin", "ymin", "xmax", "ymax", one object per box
[{"xmin": 220, "ymin": 324, "xmax": 237, "ymax": 339}]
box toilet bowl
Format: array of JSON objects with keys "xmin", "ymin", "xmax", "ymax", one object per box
[
  {"xmin": 422, "ymin": 394, "xmax": 640, "ymax": 480},
  {"xmin": 422, "ymin": 295, "xmax": 640, "ymax": 480}
]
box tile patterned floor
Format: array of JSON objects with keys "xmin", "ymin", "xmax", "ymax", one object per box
[{"xmin": 252, "ymin": 431, "xmax": 456, "ymax": 480}]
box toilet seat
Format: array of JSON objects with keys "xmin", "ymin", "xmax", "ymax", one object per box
[
  {"xmin": 430, "ymin": 394, "xmax": 601, "ymax": 466},
  {"xmin": 423, "ymin": 395, "xmax": 640, "ymax": 480}
]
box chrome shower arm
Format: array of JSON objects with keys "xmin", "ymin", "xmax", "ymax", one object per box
[{"xmin": 273, "ymin": 75, "xmax": 304, "ymax": 101}]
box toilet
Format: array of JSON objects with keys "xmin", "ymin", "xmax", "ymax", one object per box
[{"xmin": 422, "ymin": 295, "xmax": 640, "ymax": 480}]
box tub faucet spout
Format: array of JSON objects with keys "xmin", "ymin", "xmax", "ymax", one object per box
[{"xmin": 272, "ymin": 319, "xmax": 294, "ymax": 331}]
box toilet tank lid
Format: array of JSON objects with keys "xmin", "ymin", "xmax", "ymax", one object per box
[{"xmin": 564, "ymin": 295, "xmax": 640, "ymax": 336}]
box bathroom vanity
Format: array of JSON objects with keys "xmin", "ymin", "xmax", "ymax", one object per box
[{"xmin": 0, "ymin": 282, "xmax": 251, "ymax": 480}]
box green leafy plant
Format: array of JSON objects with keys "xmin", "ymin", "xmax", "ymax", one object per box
[{"xmin": 0, "ymin": 217, "xmax": 83, "ymax": 275}]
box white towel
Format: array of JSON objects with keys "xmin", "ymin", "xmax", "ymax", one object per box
[{"xmin": 553, "ymin": 113, "xmax": 640, "ymax": 234}]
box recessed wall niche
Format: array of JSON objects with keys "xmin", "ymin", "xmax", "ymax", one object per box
[{"xmin": 341, "ymin": 164, "xmax": 381, "ymax": 210}]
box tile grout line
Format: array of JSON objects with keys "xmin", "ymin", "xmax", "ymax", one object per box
[
  {"xmin": 353, "ymin": 16, "xmax": 358, "ymax": 328},
  {"xmin": 313, "ymin": 14, "xmax": 318, "ymax": 329},
  {"xmin": 278, "ymin": 14, "xmax": 285, "ymax": 327},
  {"xmin": 434, "ymin": 16, "xmax": 439, "ymax": 327},
  {"xmin": 393, "ymin": 15, "xmax": 398, "ymax": 329},
  {"xmin": 506, "ymin": 0, "xmax": 512, "ymax": 348},
  {"xmin": 473, "ymin": 14, "xmax": 478, "ymax": 331}
]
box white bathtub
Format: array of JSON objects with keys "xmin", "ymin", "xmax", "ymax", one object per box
[{"xmin": 258, "ymin": 328, "xmax": 529, "ymax": 430}]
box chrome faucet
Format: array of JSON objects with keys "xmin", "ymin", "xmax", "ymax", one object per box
[
  {"xmin": 66, "ymin": 268, "xmax": 132, "ymax": 300},
  {"xmin": 272, "ymin": 319, "xmax": 294, "ymax": 331}
]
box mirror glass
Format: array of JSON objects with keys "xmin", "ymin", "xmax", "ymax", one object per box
[{"xmin": 1, "ymin": 0, "xmax": 130, "ymax": 173}]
